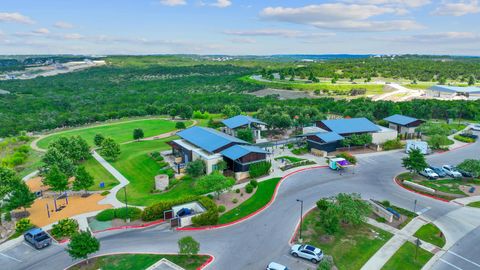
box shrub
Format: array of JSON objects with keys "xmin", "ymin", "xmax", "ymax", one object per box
[
  {"xmin": 192, "ymin": 197, "xmax": 219, "ymax": 226},
  {"xmin": 235, "ymin": 188, "xmax": 240, "ymax": 193},
  {"xmin": 175, "ymin": 122, "xmax": 187, "ymax": 129},
  {"xmin": 5, "ymin": 211, "xmax": 12, "ymax": 222},
  {"xmin": 381, "ymin": 200, "xmax": 391, "ymax": 207},
  {"xmin": 115, "ymin": 207, "xmax": 143, "ymax": 221},
  {"xmin": 335, "ymin": 152, "xmax": 357, "ymax": 165},
  {"xmin": 218, "ymin": 205, "xmax": 226, "ymax": 213},
  {"xmin": 95, "ymin": 209, "xmax": 116, "ymax": 221},
  {"xmin": 291, "ymin": 147, "xmax": 308, "ymax": 155},
  {"xmin": 51, "ymin": 218, "xmax": 79, "ymax": 238},
  {"xmin": 428, "ymin": 135, "xmax": 453, "ymax": 149},
  {"xmin": 100, "ymin": 191, "xmax": 110, "ymax": 196},
  {"xmin": 376, "ymin": 217, "xmax": 387, "ymax": 223},
  {"xmin": 341, "ymin": 133, "xmax": 372, "ymax": 147},
  {"xmin": 245, "ymin": 184, "xmax": 254, "ymax": 194},
  {"xmin": 232, "ymin": 198, "xmax": 238, "ymax": 204},
  {"xmin": 383, "ymin": 139, "xmax": 403, "ymax": 150},
  {"xmin": 249, "ymin": 161, "xmax": 271, "ymax": 178},
  {"xmin": 159, "ymin": 168, "xmax": 175, "ymax": 179},
  {"xmin": 15, "ymin": 218, "xmax": 33, "ymax": 233},
  {"xmin": 454, "ymin": 135, "xmax": 475, "ymax": 143},
  {"xmin": 249, "ymin": 179, "xmax": 258, "ymax": 188},
  {"xmin": 186, "ymin": 160, "xmax": 205, "ymax": 177},
  {"xmin": 142, "ymin": 196, "xmax": 199, "ymax": 221}
]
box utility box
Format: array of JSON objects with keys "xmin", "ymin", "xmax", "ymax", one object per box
[{"xmin": 405, "ymin": 140, "xmax": 429, "ymax": 155}]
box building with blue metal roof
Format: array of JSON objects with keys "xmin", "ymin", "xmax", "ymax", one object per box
[
  {"xmin": 168, "ymin": 126, "xmax": 268, "ymax": 178},
  {"xmin": 303, "ymin": 132, "xmax": 344, "ymax": 153},
  {"xmin": 427, "ymin": 85, "xmax": 480, "ymax": 100},
  {"xmin": 221, "ymin": 115, "xmax": 267, "ymax": 143},
  {"xmin": 316, "ymin": 117, "xmax": 381, "ymax": 136},
  {"xmin": 383, "ymin": 114, "xmax": 424, "ymax": 137}
]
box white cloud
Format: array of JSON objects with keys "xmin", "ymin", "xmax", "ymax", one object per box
[
  {"xmin": 224, "ymin": 29, "xmax": 335, "ymax": 38},
  {"xmin": 54, "ymin": 21, "xmax": 74, "ymax": 29},
  {"xmin": 33, "ymin": 28, "xmax": 50, "ymax": 35},
  {"xmin": 379, "ymin": 32, "xmax": 480, "ymax": 42},
  {"xmin": 260, "ymin": 3, "xmax": 423, "ymax": 31},
  {"xmin": 228, "ymin": 37, "xmax": 256, "ymax": 44},
  {"xmin": 0, "ymin": 12, "xmax": 34, "ymax": 24},
  {"xmin": 62, "ymin": 33, "xmax": 84, "ymax": 40},
  {"xmin": 211, "ymin": 0, "xmax": 232, "ymax": 8},
  {"xmin": 160, "ymin": 0, "xmax": 187, "ymax": 6},
  {"xmin": 345, "ymin": 0, "xmax": 431, "ymax": 8},
  {"xmin": 432, "ymin": 0, "xmax": 480, "ymax": 16}
]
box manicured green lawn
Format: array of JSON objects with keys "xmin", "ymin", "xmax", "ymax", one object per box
[
  {"xmin": 468, "ymin": 201, "xmax": 480, "ymax": 208},
  {"xmin": 68, "ymin": 254, "xmax": 210, "ymax": 270},
  {"xmin": 414, "ymin": 223, "xmax": 446, "ymax": 248},
  {"xmin": 299, "ymin": 208, "xmax": 393, "ymax": 270},
  {"xmin": 382, "ymin": 242, "xmax": 433, "ymax": 270},
  {"xmin": 37, "ymin": 118, "xmax": 189, "ymax": 149},
  {"xmin": 83, "ymin": 156, "xmax": 119, "ymax": 191},
  {"xmin": 218, "ymin": 178, "xmax": 281, "ymax": 224},
  {"xmin": 274, "ymin": 156, "xmax": 305, "ymax": 163},
  {"xmin": 417, "ymin": 179, "xmax": 480, "ymax": 196}
]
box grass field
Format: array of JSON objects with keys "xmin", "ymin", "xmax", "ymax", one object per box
[
  {"xmin": 68, "ymin": 253, "xmax": 210, "ymax": 270},
  {"xmin": 417, "ymin": 178, "xmax": 479, "ymax": 195},
  {"xmin": 299, "ymin": 208, "xmax": 393, "ymax": 270},
  {"xmin": 468, "ymin": 201, "xmax": 480, "ymax": 208},
  {"xmin": 414, "ymin": 223, "xmax": 446, "ymax": 248},
  {"xmin": 37, "ymin": 118, "xmax": 189, "ymax": 149},
  {"xmin": 382, "ymin": 242, "xmax": 433, "ymax": 270},
  {"xmin": 218, "ymin": 178, "xmax": 281, "ymax": 224},
  {"xmin": 83, "ymin": 156, "xmax": 119, "ymax": 191}
]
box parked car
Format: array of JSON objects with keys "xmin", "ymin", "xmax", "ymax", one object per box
[
  {"xmin": 442, "ymin": 165, "xmax": 463, "ymax": 178},
  {"xmin": 419, "ymin": 168, "xmax": 439, "ymax": 179},
  {"xmin": 291, "ymin": 244, "xmax": 324, "ymax": 263},
  {"xmin": 460, "ymin": 133, "xmax": 478, "ymax": 140},
  {"xmin": 266, "ymin": 262, "xmax": 289, "ymax": 270},
  {"xmin": 430, "ymin": 166, "xmax": 447, "ymax": 177},
  {"xmin": 24, "ymin": 228, "xmax": 52, "ymax": 249},
  {"xmin": 456, "ymin": 168, "xmax": 474, "ymax": 178},
  {"xmin": 471, "ymin": 124, "xmax": 480, "ymax": 131}
]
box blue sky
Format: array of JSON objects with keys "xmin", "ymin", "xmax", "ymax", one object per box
[{"xmin": 0, "ymin": 0, "xmax": 479, "ymax": 55}]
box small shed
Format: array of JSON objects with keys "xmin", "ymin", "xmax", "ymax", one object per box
[{"xmin": 171, "ymin": 201, "xmax": 206, "ymax": 228}]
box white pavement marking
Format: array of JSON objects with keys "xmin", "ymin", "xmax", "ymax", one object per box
[
  {"xmin": 282, "ymin": 254, "xmax": 314, "ymax": 268},
  {"xmin": 416, "ymin": 207, "xmax": 431, "ymax": 215},
  {"xmin": 0, "ymin": 252, "xmax": 22, "ymax": 262},
  {"xmin": 439, "ymin": 258, "xmax": 463, "ymax": 270},
  {"xmin": 22, "ymin": 242, "xmax": 40, "ymax": 252},
  {"xmin": 448, "ymin": 251, "xmax": 480, "ymax": 268}
]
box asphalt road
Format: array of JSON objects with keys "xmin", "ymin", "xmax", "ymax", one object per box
[{"xmin": 2, "ymin": 138, "xmax": 480, "ymax": 270}]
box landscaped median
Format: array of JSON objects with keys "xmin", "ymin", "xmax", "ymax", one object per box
[
  {"xmin": 414, "ymin": 223, "xmax": 446, "ymax": 248},
  {"xmin": 382, "ymin": 242, "xmax": 433, "ymax": 270},
  {"xmin": 67, "ymin": 253, "xmax": 212, "ymax": 270},
  {"xmin": 468, "ymin": 201, "xmax": 480, "ymax": 208}
]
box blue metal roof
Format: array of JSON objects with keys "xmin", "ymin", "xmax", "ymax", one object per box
[
  {"xmin": 312, "ymin": 132, "xmax": 344, "ymax": 143},
  {"xmin": 320, "ymin": 118, "xmax": 381, "ymax": 134},
  {"xmin": 429, "ymin": 85, "xmax": 480, "ymax": 94},
  {"xmin": 222, "ymin": 115, "xmax": 267, "ymax": 129},
  {"xmin": 177, "ymin": 126, "xmax": 248, "ymax": 152},
  {"xmin": 384, "ymin": 114, "xmax": 419, "ymax": 126},
  {"xmin": 221, "ymin": 145, "xmax": 268, "ymax": 160}
]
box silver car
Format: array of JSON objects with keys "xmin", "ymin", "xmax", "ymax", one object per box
[
  {"xmin": 266, "ymin": 262, "xmax": 289, "ymax": 270},
  {"xmin": 290, "ymin": 244, "xmax": 324, "ymax": 263},
  {"xmin": 442, "ymin": 165, "xmax": 463, "ymax": 178}
]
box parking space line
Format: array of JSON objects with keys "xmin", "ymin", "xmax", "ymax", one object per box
[
  {"xmin": 22, "ymin": 242, "xmax": 40, "ymax": 252},
  {"xmin": 440, "ymin": 258, "xmax": 463, "ymax": 270},
  {"xmin": 0, "ymin": 252, "xmax": 22, "ymax": 262},
  {"xmin": 448, "ymin": 251, "xmax": 480, "ymax": 268},
  {"xmin": 282, "ymin": 254, "xmax": 315, "ymax": 268},
  {"xmin": 416, "ymin": 207, "xmax": 431, "ymax": 215}
]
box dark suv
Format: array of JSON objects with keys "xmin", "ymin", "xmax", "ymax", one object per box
[{"xmin": 24, "ymin": 228, "xmax": 52, "ymax": 249}]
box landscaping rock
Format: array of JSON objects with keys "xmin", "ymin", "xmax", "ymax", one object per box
[{"xmin": 155, "ymin": 174, "xmax": 169, "ymax": 191}]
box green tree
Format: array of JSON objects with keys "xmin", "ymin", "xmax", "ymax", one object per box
[
  {"xmin": 222, "ymin": 105, "xmax": 242, "ymax": 118},
  {"xmin": 178, "ymin": 105, "xmax": 193, "ymax": 119},
  {"xmin": 468, "ymin": 75, "xmax": 476, "ymax": 86},
  {"xmin": 427, "ymin": 135, "xmax": 452, "ymax": 150},
  {"xmin": 66, "ymin": 230, "xmax": 100, "ymax": 264},
  {"xmin": 133, "ymin": 128, "xmax": 144, "ymax": 141},
  {"xmin": 175, "ymin": 121, "xmax": 186, "ymax": 129},
  {"xmin": 336, "ymin": 193, "xmax": 370, "ymax": 226},
  {"xmin": 196, "ymin": 172, "xmax": 235, "ymax": 198},
  {"xmin": 42, "ymin": 148, "xmax": 76, "ymax": 177},
  {"xmin": 4, "ymin": 181, "xmax": 35, "ymax": 216},
  {"xmin": 236, "ymin": 128, "xmax": 254, "ymax": 143},
  {"xmin": 100, "ymin": 138, "xmax": 121, "ymax": 161},
  {"xmin": 186, "ymin": 160, "xmax": 205, "ymax": 177},
  {"xmin": 93, "ymin": 134, "xmax": 105, "ymax": 147},
  {"xmin": 73, "ymin": 166, "xmax": 94, "ymax": 195},
  {"xmin": 402, "ymin": 148, "xmax": 428, "ymax": 173},
  {"xmin": 0, "ymin": 166, "xmax": 21, "ymax": 198},
  {"xmin": 457, "ymin": 159, "xmax": 480, "ymax": 177},
  {"xmin": 178, "ymin": 236, "xmax": 200, "ymax": 255},
  {"xmin": 43, "ymin": 165, "xmax": 69, "ymax": 193}
]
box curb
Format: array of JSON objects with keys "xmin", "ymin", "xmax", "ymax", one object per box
[
  {"xmin": 432, "ymin": 142, "xmax": 473, "ymax": 155},
  {"xmin": 62, "ymin": 252, "xmax": 214, "ymax": 270},
  {"xmin": 177, "ymin": 166, "xmax": 329, "ymax": 231},
  {"xmin": 93, "ymin": 219, "xmax": 165, "ymax": 234},
  {"xmin": 393, "ymin": 176, "xmax": 450, "ymax": 203},
  {"xmin": 289, "ymin": 206, "xmax": 317, "ymax": 245}
]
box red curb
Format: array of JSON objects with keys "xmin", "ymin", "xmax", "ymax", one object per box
[
  {"xmin": 177, "ymin": 166, "xmax": 329, "ymax": 231},
  {"xmin": 93, "ymin": 219, "xmax": 165, "ymax": 234},
  {"xmin": 197, "ymin": 254, "xmax": 215, "ymax": 270},
  {"xmin": 393, "ymin": 176, "xmax": 450, "ymax": 203}
]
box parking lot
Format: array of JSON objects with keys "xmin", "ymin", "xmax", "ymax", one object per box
[{"xmin": 0, "ymin": 239, "xmax": 63, "ymax": 270}]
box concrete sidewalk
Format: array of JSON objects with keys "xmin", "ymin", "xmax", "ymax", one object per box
[
  {"xmin": 92, "ymin": 151, "xmax": 129, "ymax": 208},
  {"xmin": 361, "ymin": 217, "xmax": 437, "ymax": 270}
]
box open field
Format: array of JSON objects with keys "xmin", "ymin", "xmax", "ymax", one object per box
[
  {"xmin": 84, "ymin": 156, "xmax": 119, "ymax": 191},
  {"xmin": 37, "ymin": 118, "xmax": 187, "ymax": 149},
  {"xmin": 382, "ymin": 242, "xmax": 433, "ymax": 270},
  {"xmin": 298, "ymin": 208, "xmax": 393, "ymax": 270},
  {"xmin": 68, "ymin": 253, "xmax": 210, "ymax": 270}
]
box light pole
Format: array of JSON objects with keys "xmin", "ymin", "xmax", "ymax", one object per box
[
  {"xmin": 413, "ymin": 199, "xmax": 417, "ymax": 214},
  {"xmin": 296, "ymin": 199, "xmax": 304, "ymax": 242},
  {"xmin": 124, "ymin": 186, "xmax": 129, "ymax": 223}
]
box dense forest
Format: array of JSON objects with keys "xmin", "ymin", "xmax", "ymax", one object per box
[{"xmin": 0, "ymin": 55, "xmax": 479, "ymax": 136}]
